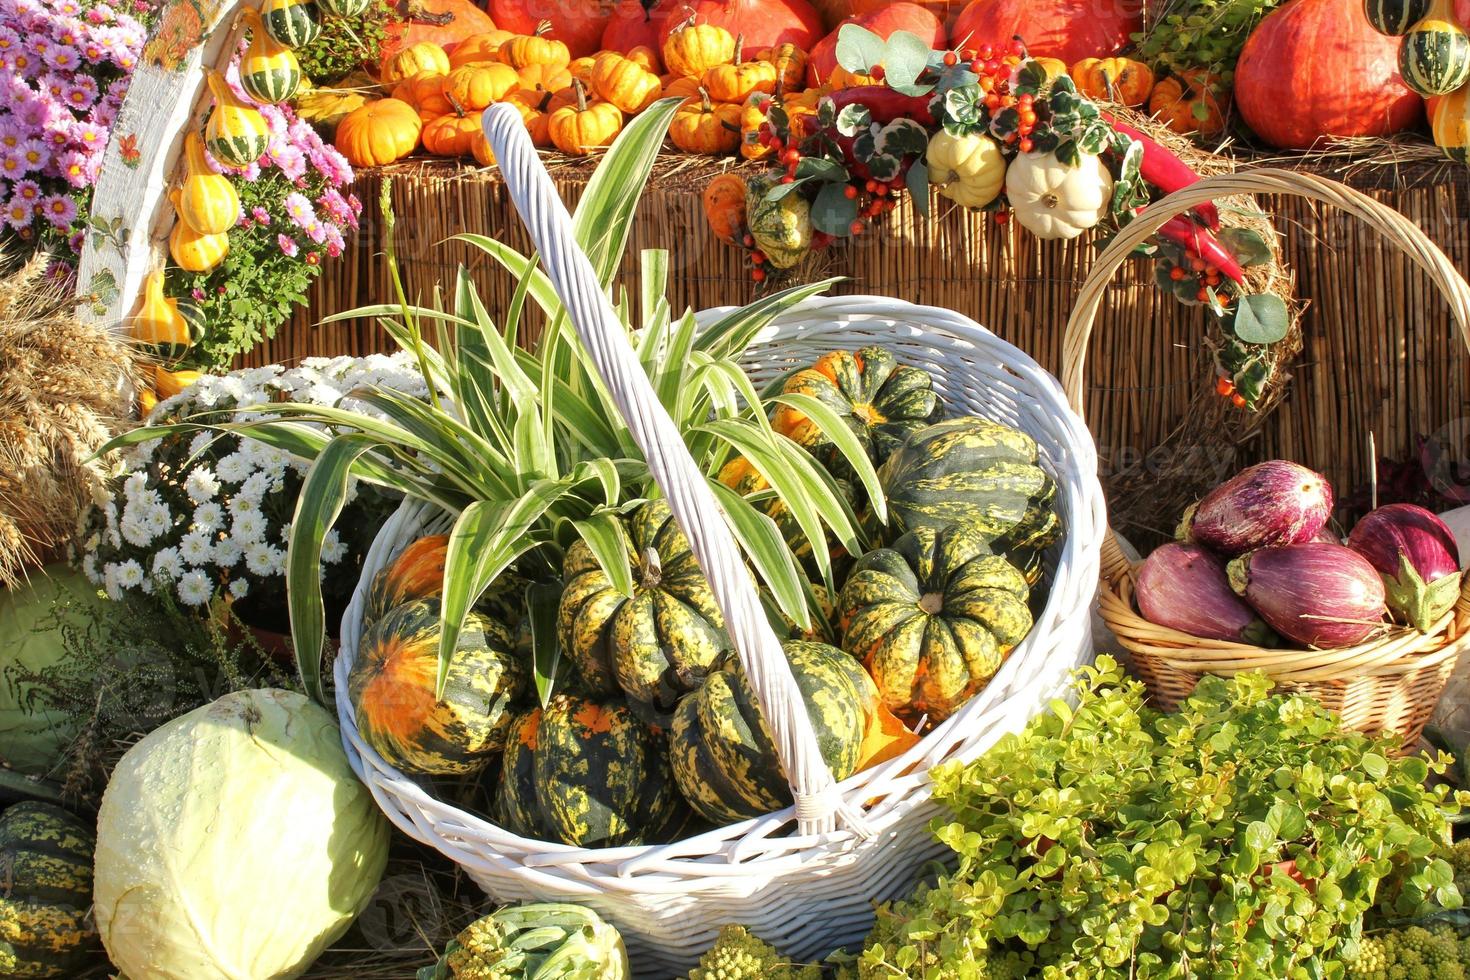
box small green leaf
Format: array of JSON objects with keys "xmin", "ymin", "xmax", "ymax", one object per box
[
  {"xmin": 1231, "ymin": 293, "xmax": 1290, "ymax": 345},
  {"xmin": 526, "ymin": 581, "xmax": 563, "ymax": 707},
  {"xmin": 811, "ymin": 181, "xmax": 860, "ymax": 236},
  {"xmin": 835, "ymin": 22, "xmax": 885, "ymax": 73},
  {"xmin": 1219, "ymin": 226, "xmax": 1275, "ymax": 267}
]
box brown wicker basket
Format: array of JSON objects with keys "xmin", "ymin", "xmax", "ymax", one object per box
[{"xmin": 1062, "ymin": 168, "xmax": 1470, "ymax": 744}]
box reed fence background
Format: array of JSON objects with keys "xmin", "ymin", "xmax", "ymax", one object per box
[{"xmin": 243, "ymin": 154, "xmax": 1470, "ymax": 537}]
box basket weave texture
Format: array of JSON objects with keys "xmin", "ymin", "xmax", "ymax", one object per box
[
  {"xmin": 1068, "ymin": 168, "xmax": 1470, "ymax": 745},
  {"xmin": 331, "ymin": 105, "xmax": 1106, "ymax": 974}
]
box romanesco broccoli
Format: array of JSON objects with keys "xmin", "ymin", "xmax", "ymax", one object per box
[
  {"xmin": 419, "ymin": 903, "xmax": 629, "ymax": 980},
  {"xmin": 689, "ymin": 925, "xmax": 822, "ymax": 980},
  {"xmin": 1346, "ymin": 924, "xmax": 1467, "ymax": 980}
]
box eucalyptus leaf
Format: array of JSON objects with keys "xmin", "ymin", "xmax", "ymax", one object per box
[
  {"xmin": 1218, "ymin": 226, "xmax": 1274, "ymax": 268},
  {"xmin": 906, "ymin": 159, "xmax": 930, "ymax": 217},
  {"xmin": 835, "ymin": 22, "xmax": 885, "ymax": 73},
  {"xmin": 811, "ymin": 181, "xmax": 860, "ymax": 236},
  {"xmin": 882, "ymin": 30, "xmax": 933, "ymax": 93},
  {"xmin": 1231, "ymin": 293, "xmax": 1290, "ymax": 345}
]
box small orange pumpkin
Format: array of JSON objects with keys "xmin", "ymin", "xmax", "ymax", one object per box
[
  {"xmin": 757, "ymin": 42, "xmax": 807, "ymax": 94},
  {"xmin": 1071, "ymin": 57, "xmax": 1155, "ymax": 108},
  {"xmin": 505, "ymin": 87, "xmax": 554, "ymax": 146},
  {"xmin": 568, "ymin": 55, "xmax": 599, "ymax": 82},
  {"xmin": 517, "ymin": 61, "xmax": 573, "ymax": 93},
  {"xmin": 334, "ymin": 97, "xmax": 422, "ymax": 167},
  {"xmin": 662, "ymin": 74, "xmax": 702, "ymax": 104},
  {"xmin": 625, "ymin": 44, "xmax": 661, "ymax": 73},
  {"xmin": 669, "ymin": 86, "xmax": 741, "ymax": 154},
  {"xmin": 381, "ymin": 41, "xmax": 450, "ymax": 86},
  {"xmin": 449, "ymin": 29, "xmax": 517, "ymax": 68},
  {"xmin": 701, "ymin": 35, "xmax": 778, "ymax": 103},
  {"xmin": 825, "ymin": 64, "xmax": 879, "ymax": 88},
  {"xmin": 422, "ymin": 105, "xmax": 482, "ymax": 156},
  {"xmin": 498, "ymin": 20, "xmax": 570, "ymax": 70},
  {"xmin": 1150, "ymin": 70, "xmax": 1230, "ymax": 138},
  {"xmin": 702, "ymin": 171, "xmax": 747, "ymax": 244},
  {"xmin": 443, "ymin": 61, "xmax": 520, "ymax": 110},
  {"xmin": 392, "ymin": 69, "xmax": 447, "ymax": 109},
  {"xmin": 663, "ymin": 20, "xmax": 736, "ymax": 78},
  {"xmin": 590, "ymin": 50, "xmax": 662, "ymax": 114},
  {"xmin": 1032, "ymin": 57, "xmax": 1069, "ymax": 85},
  {"xmin": 548, "ymin": 79, "xmax": 624, "ymax": 155}
]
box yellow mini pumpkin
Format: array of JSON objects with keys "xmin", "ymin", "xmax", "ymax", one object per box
[
  {"xmin": 662, "ymin": 73, "xmax": 702, "ymax": 104},
  {"xmin": 175, "ymin": 131, "xmax": 239, "ymax": 235},
  {"xmin": 925, "ymin": 129, "xmax": 1006, "ymax": 209},
  {"xmin": 669, "ymin": 87, "xmax": 741, "ymax": 154},
  {"xmin": 547, "ymin": 80, "xmax": 623, "ymax": 155},
  {"xmin": 334, "ymin": 98, "xmax": 423, "ymax": 167},
  {"xmin": 663, "ymin": 21, "xmax": 736, "ymax": 78},
  {"xmin": 701, "ymin": 35, "xmax": 778, "ymax": 103},
  {"xmin": 590, "ymin": 51, "xmax": 662, "ymax": 114},
  {"xmin": 449, "ymin": 29, "xmax": 517, "ymax": 67},
  {"xmin": 443, "ymin": 61, "xmax": 520, "ymax": 110},
  {"xmin": 167, "ymin": 190, "xmax": 229, "ymax": 272},
  {"xmin": 625, "ymin": 45, "xmax": 661, "ymax": 73},
  {"xmin": 1070, "ymin": 57, "xmax": 1155, "ymax": 108},
  {"xmin": 568, "ymin": 55, "xmax": 599, "ymax": 82},
  {"xmin": 498, "ymin": 21, "xmax": 570, "ymax": 70},
  {"xmin": 382, "ymin": 41, "xmax": 450, "ymax": 86}
]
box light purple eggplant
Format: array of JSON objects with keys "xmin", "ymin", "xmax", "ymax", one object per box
[
  {"xmin": 1178, "ymin": 461, "xmax": 1334, "ymax": 556},
  {"xmin": 1227, "ymin": 543, "xmax": 1387, "ymax": 649},
  {"xmin": 1136, "ymin": 543, "xmax": 1279, "ymax": 645},
  {"xmin": 1346, "ymin": 503, "xmax": 1463, "ymax": 633}
]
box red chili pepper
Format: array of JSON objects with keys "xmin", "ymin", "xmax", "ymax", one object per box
[
  {"xmin": 1158, "ymin": 215, "xmax": 1245, "ymax": 286},
  {"xmin": 1103, "ymin": 112, "xmax": 1221, "ymax": 231},
  {"xmin": 825, "ymin": 87, "xmax": 936, "ymax": 127}
]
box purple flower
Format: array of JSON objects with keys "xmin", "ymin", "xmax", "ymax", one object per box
[
  {"xmin": 17, "ymin": 139, "xmax": 47, "ymax": 171},
  {"xmin": 2, "ymin": 195, "xmax": 33, "ymax": 230},
  {"xmin": 55, "ymin": 149, "xmax": 89, "ymax": 187},
  {"xmin": 304, "ymin": 219, "xmax": 326, "ymax": 244},
  {"xmin": 69, "ymin": 120, "xmax": 106, "ymax": 151},
  {"xmin": 283, "ymin": 191, "xmax": 314, "ymax": 226},
  {"xmin": 250, "ymin": 205, "xmax": 270, "ymax": 225},
  {"xmin": 191, "ymin": 287, "xmax": 204, "ymax": 301},
  {"xmin": 316, "ymin": 188, "xmax": 351, "ymax": 225},
  {"xmin": 39, "ymin": 193, "xmax": 76, "ymax": 229},
  {"xmin": 0, "ymin": 149, "xmax": 29, "ymax": 179},
  {"xmin": 324, "ymin": 223, "xmax": 345, "ymax": 256},
  {"xmin": 268, "ymin": 142, "xmax": 305, "ymax": 180},
  {"xmin": 17, "ymin": 99, "xmax": 56, "ymax": 130},
  {"xmin": 6, "ymin": 46, "xmax": 38, "ymax": 78},
  {"xmin": 51, "ymin": 18, "xmax": 84, "ymax": 47},
  {"xmin": 64, "ymin": 76, "xmax": 98, "ymax": 110},
  {"xmin": 66, "ymin": 229, "xmax": 84, "ymax": 252},
  {"xmin": 0, "ymin": 26, "xmax": 19, "ymax": 53},
  {"xmin": 36, "ymin": 71, "xmax": 67, "ymax": 103},
  {"xmin": 10, "ymin": 178, "xmax": 39, "ymax": 203},
  {"xmin": 277, "ymin": 234, "xmax": 298, "ymax": 258}
]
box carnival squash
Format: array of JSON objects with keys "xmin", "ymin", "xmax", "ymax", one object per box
[
  {"xmin": 702, "ymin": 171, "xmax": 748, "ymax": 241},
  {"xmin": 1236, "ymin": 0, "xmax": 1422, "ymax": 150},
  {"xmin": 925, "ymin": 129, "xmax": 1005, "ymax": 208},
  {"xmin": 877, "ymin": 415, "xmax": 1062, "ymax": 559},
  {"xmin": 260, "ymin": 0, "xmax": 321, "ymax": 48},
  {"xmin": 590, "ymin": 50, "xmax": 663, "ymax": 113},
  {"xmin": 316, "ymin": 0, "xmax": 371, "ymax": 18},
  {"xmin": 771, "ymin": 346, "xmax": 943, "ymax": 468},
  {"xmin": 1005, "ymin": 149, "xmax": 1113, "ymax": 240},
  {"xmin": 702, "ymin": 36, "xmax": 779, "ymax": 101},
  {"xmin": 1148, "ymin": 70, "xmax": 1229, "ymax": 137},
  {"xmin": 381, "ymin": 40, "xmax": 451, "ymax": 85},
  {"xmin": 335, "ymin": 98, "xmax": 422, "ymax": 166},
  {"xmin": 1070, "ymin": 56, "xmax": 1154, "ymax": 108},
  {"xmin": 497, "ymin": 21, "xmax": 573, "ymax": 69},
  {"xmin": 669, "ymin": 87, "xmax": 743, "ymax": 152},
  {"xmin": 1365, "ymin": 0, "xmax": 1433, "ymax": 33},
  {"xmin": 807, "ymin": 2, "xmax": 944, "ymax": 86},
  {"xmin": 443, "ymin": 61, "xmax": 520, "ymax": 109},
  {"xmin": 1432, "ymin": 80, "xmax": 1470, "ymax": 162},
  {"xmin": 658, "ymin": 0, "xmax": 825, "ymax": 52},
  {"xmin": 0, "ymin": 802, "xmax": 98, "ymax": 978},
  {"xmin": 448, "ymin": 29, "xmax": 517, "ymax": 67},
  {"xmin": 669, "ymin": 641, "xmax": 871, "ymax": 824},
  {"xmin": 746, "ymin": 174, "xmax": 812, "ymax": 267},
  {"xmin": 365, "ymin": 535, "xmax": 448, "ymax": 624},
  {"xmin": 168, "ymin": 191, "xmax": 229, "ymax": 272},
  {"xmin": 1399, "ymin": 0, "xmax": 1470, "ymax": 95},
  {"xmin": 837, "ymin": 521, "xmax": 1033, "ymax": 722},
  {"xmin": 349, "ymin": 598, "xmax": 526, "ymax": 775},
  {"xmin": 239, "ymin": 7, "xmax": 303, "ymax": 104},
  {"xmin": 490, "ymin": 0, "xmax": 611, "ymax": 58},
  {"xmin": 950, "ymin": 0, "xmax": 1140, "ymax": 65},
  {"xmin": 379, "ymin": 0, "xmax": 498, "ymax": 64},
  {"xmin": 175, "ymin": 132, "xmax": 239, "ymax": 236},
  {"xmin": 548, "ymin": 80, "xmax": 623, "ymax": 154},
  {"xmin": 495, "ymin": 696, "xmax": 688, "ymax": 846},
  {"xmin": 203, "ymin": 69, "xmax": 269, "ymax": 167},
  {"xmin": 558, "ymin": 499, "xmax": 730, "ymax": 707}
]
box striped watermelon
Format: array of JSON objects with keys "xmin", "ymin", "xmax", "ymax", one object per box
[
  {"xmin": 1399, "ymin": 1, "xmax": 1470, "ymax": 95},
  {"xmin": 349, "ymin": 599, "xmax": 527, "ymax": 775},
  {"xmin": 0, "ymin": 802, "xmax": 98, "ymax": 978},
  {"xmin": 669, "ymin": 641, "xmax": 872, "ymax": 825},
  {"xmin": 261, "ymin": 0, "xmax": 323, "ymax": 48}
]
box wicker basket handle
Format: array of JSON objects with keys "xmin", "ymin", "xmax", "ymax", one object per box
[
  {"xmin": 480, "ymin": 105, "xmax": 868, "ymax": 839},
  {"xmin": 1062, "ymin": 168, "xmax": 1470, "ymax": 598}
]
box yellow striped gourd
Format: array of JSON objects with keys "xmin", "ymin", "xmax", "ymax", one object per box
[
  {"xmin": 239, "ymin": 7, "xmax": 302, "ymax": 104},
  {"xmin": 1433, "ymin": 81, "xmax": 1470, "ymax": 163},
  {"xmin": 175, "ymin": 132, "xmax": 239, "ymax": 235},
  {"xmin": 203, "ymin": 69, "xmax": 269, "ymax": 167},
  {"xmin": 168, "ymin": 190, "xmax": 230, "ymax": 272},
  {"xmin": 131, "ymin": 268, "xmax": 199, "ymax": 358},
  {"xmin": 260, "ymin": 0, "xmax": 321, "ymax": 48},
  {"xmin": 1400, "ymin": 0, "xmax": 1470, "ymax": 95}
]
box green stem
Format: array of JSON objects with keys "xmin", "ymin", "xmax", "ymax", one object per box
[{"xmin": 380, "ymin": 182, "xmax": 442, "ymax": 414}]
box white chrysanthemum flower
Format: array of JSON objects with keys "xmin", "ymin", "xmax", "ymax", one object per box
[
  {"xmin": 229, "ymin": 578, "xmax": 250, "ymax": 599},
  {"xmin": 256, "ymin": 446, "xmax": 292, "ymax": 472},
  {"xmin": 177, "ymin": 570, "xmax": 213, "ymax": 606},
  {"xmin": 217, "ymin": 376, "xmax": 247, "ymax": 402},
  {"xmin": 232, "ymin": 510, "xmax": 267, "ymax": 543},
  {"xmin": 188, "ymin": 431, "xmax": 213, "ymax": 459},
  {"xmin": 123, "ymin": 471, "xmax": 148, "ymax": 501},
  {"xmin": 178, "ymin": 530, "xmax": 214, "ymax": 565},
  {"xmin": 343, "ymin": 480, "xmax": 359, "ymax": 506},
  {"xmin": 151, "ymin": 547, "xmax": 183, "ymax": 582},
  {"xmin": 240, "ymin": 366, "xmax": 281, "ymax": 387},
  {"xmin": 244, "ymin": 542, "xmax": 278, "ymax": 577},
  {"xmin": 238, "ymin": 471, "xmax": 272, "ymax": 502},
  {"xmin": 189, "ymin": 377, "xmax": 223, "ymax": 408},
  {"xmin": 321, "ymin": 529, "xmax": 347, "ymax": 564},
  {"xmin": 102, "ymin": 563, "xmax": 122, "ymax": 601},
  {"xmin": 82, "ymin": 552, "xmax": 100, "ymax": 584},
  {"xmin": 184, "ymin": 466, "xmax": 221, "ymax": 504},
  {"xmin": 116, "ymin": 559, "xmax": 144, "ymax": 589},
  {"xmin": 235, "ymin": 388, "xmax": 269, "ymax": 409},
  {"xmin": 192, "ymin": 502, "xmax": 224, "ymax": 532},
  {"xmin": 301, "ymin": 356, "xmax": 330, "ymax": 370},
  {"xmin": 213, "ymin": 537, "xmax": 244, "ymax": 568},
  {"xmin": 120, "ymin": 516, "xmax": 153, "ymax": 548},
  {"xmin": 145, "ymin": 501, "xmax": 172, "ymax": 535},
  {"xmin": 227, "ymin": 494, "xmax": 259, "ymax": 519},
  {"xmin": 216, "ymin": 450, "xmax": 253, "ymax": 484}
]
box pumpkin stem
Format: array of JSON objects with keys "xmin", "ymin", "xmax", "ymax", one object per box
[
  {"xmin": 918, "ymin": 592, "xmax": 944, "ymax": 615},
  {"xmin": 398, "ymin": 0, "xmax": 455, "ymax": 25},
  {"xmin": 534, "ymin": 18, "xmax": 552, "ymax": 37},
  {"xmin": 573, "ymin": 77, "xmax": 588, "ymax": 112},
  {"xmin": 641, "ymin": 547, "xmax": 663, "ymax": 588},
  {"xmin": 698, "ymin": 85, "xmax": 713, "ymax": 114},
  {"xmin": 446, "ymin": 90, "xmax": 467, "ymax": 117},
  {"xmin": 733, "ymin": 33, "xmax": 744, "ymax": 64}
]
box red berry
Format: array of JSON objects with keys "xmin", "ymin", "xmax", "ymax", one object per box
[
  {"xmin": 1205, "ymin": 264, "xmax": 1220, "ymax": 276},
  {"xmin": 752, "ymin": 268, "xmax": 767, "ymax": 282},
  {"xmin": 1190, "ymin": 258, "xmax": 1207, "ymax": 273},
  {"xmin": 1019, "ymin": 93, "xmax": 1034, "ymax": 105},
  {"xmin": 1019, "ymin": 137, "xmax": 1033, "ymax": 153},
  {"xmin": 1010, "ymin": 38, "xmax": 1026, "ymax": 55},
  {"xmin": 782, "ymin": 148, "xmax": 800, "ymax": 165},
  {"xmin": 1169, "ymin": 267, "xmax": 1187, "ymax": 282},
  {"xmin": 751, "ymin": 251, "xmax": 765, "ymax": 265},
  {"xmin": 1215, "ymin": 376, "xmax": 1235, "ymax": 396},
  {"xmin": 943, "ymin": 51, "xmax": 957, "ymax": 66},
  {"xmin": 969, "ymin": 59, "xmax": 983, "ymax": 73},
  {"xmin": 979, "ymin": 44, "xmax": 994, "ymax": 59},
  {"xmin": 1231, "ymin": 393, "xmax": 1247, "ymax": 409},
  {"xmin": 844, "ymin": 185, "xmax": 858, "ymax": 199},
  {"xmin": 984, "ymin": 59, "xmax": 1001, "ymax": 75},
  {"xmin": 875, "ymin": 183, "xmax": 889, "ymax": 196},
  {"xmin": 780, "ymin": 174, "xmax": 795, "ymax": 183},
  {"xmin": 865, "ymin": 179, "xmax": 878, "ymax": 193},
  {"xmin": 961, "ymin": 48, "xmax": 977, "ymax": 60},
  {"xmin": 811, "ymin": 231, "xmax": 833, "ymax": 249},
  {"xmin": 871, "ymin": 65, "xmax": 885, "ymax": 81},
  {"xmin": 1019, "ymin": 111, "xmax": 1036, "ymax": 126},
  {"xmin": 850, "ymin": 219, "xmax": 865, "ymax": 235},
  {"xmin": 1196, "ymin": 287, "xmax": 1211, "ymax": 302},
  {"xmin": 994, "ymin": 211, "xmax": 1010, "ymax": 224},
  {"xmin": 742, "ymin": 234, "xmax": 754, "ymax": 247}
]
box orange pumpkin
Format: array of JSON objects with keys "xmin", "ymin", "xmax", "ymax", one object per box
[
  {"xmin": 443, "ymin": 61, "xmax": 520, "ymax": 110},
  {"xmin": 422, "ymin": 107, "xmax": 482, "ymax": 156},
  {"xmin": 626, "ymin": 44, "xmax": 662, "ymax": 72},
  {"xmin": 334, "ymin": 98, "xmax": 422, "ymax": 167},
  {"xmin": 1150, "ymin": 70, "xmax": 1230, "ymax": 138},
  {"xmin": 470, "ymin": 129, "xmax": 498, "ymax": 165},
  {"xmin": 518, "ymin": 61, "xmax": 574, "ymax": 93},
  {"xmin": 568, "ymin": 55, "xmax": 599, "ymax": 82},
  {"xmin": 417, "ymin": 85, "xmax": 455, "ymax": 121},
  {"xmin": 449, "ymin": 29, "xmax": 517, "ymax": 67},
  {"xmin": 379, "ymin": 0, "xmax": 499, "ymax": 65},
  {"xmin": 740, "ymin": 91, "xmax": 773, "ymax": 159},
  {"xmin": 498, "ymin": 21, "xmax": 571, "ymax": 70},
  {"xmin": 662, "ymin": 73, "xmax": 703, "ymax": 103},
  {"xmin": 590, "ymin": 50, "xmax": 663, "ymax": 113},
  {"xmin": 757, "ymin": 42, "xmax": 807, "ymax": 93},
  {"xmin": 702, "ymin": 171, "xmax": 748, "ymax": 243},
  {"xmin": 825, "ymin": 63, "xmax": 878, "ymax": 87},
  {"xmin": 701, "ymin": 35, "xmax": 778, "ymax": 102},
  {"xmin": 381, "ymin": 41, "xmax": 451, "ymax": 86},
  {"xmin": 1070, "ymin": 57, "xmax": 1155, "ymax": 108},
  {"xmin": 505, "ymin": 87, "xmax": 554, "ymax": 145},
  {"xmin": 785, "ymin": 86, "xmax": 822, "ymax": 109},
  {"xmin": 669, "ymin": 86, "xmax": 741, "ymax": 153},
  {"xmin": 663, "ymin": 20, "xmax": 736, "ymax": 77},
  {"xmin": 548, "ymin": 80, "xmax": 624, "ymax": 154},
  {"xmin": 1033, "ymin": 57, "xmax": 1068, "ymax": 85},
  {"xmin": 391, "ymin": 69, "xmax": 446, "ymax": 109}
]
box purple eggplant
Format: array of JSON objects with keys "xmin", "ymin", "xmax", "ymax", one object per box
[
  {"xmin": 1136, "ymin": 543, "xmax": 1279, "ymax": 645},
  {"xmin": 1227, "ymin": 543, "xmax": 1387, "ymax": 649},
  {"xmin": 1178, "ymin": 461, "xmax": 1334, "ymax": 556},
  {"xmin": 1347, "ymin": 503, "xmax": 1463, "ymax": 633}
]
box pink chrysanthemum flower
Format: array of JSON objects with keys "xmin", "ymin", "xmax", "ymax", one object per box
[
  {"xmin": 277, "ymin": 234, "xmax": 298, "ymax": 258},
  {"xmin": 39, "ymin": 192, "xmax": 76, "ymax": 228}
]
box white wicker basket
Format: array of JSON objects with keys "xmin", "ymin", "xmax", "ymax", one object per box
[{"xmin": 333, "ymin": 104, "xmax": 1106, "ymax": 976}]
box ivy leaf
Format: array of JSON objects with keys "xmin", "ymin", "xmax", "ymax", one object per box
[
  {"xmin": 990, "ymin": 106, "xmax": 1021, "ymax": 140},
  {"xmin": 816, "ymin": 96, "xmax": 836, "ymax": 130},
  {"xmin": 876, "ymin": 118, "xmax": 930, "ymax": 159},
  {"xmin": 943, "ymin": 85, "xmax": 983, "ymax": 132},
  {"xmin": 852, "ymin": 128, "xmax": 878, "ymax": 161},
  {"xmin": 1219, "ymin": 226, "xmax": 1274, "ymax": 268},
  {"xmin": 882, "ymin": 30, "xmax": 933, "ymax": 94},
  {"xmin": 836, "ymin": 103, "xmax": 872, "ymax": 138},
  {"xmin": 1231, "ymin": 293, "xmax": 1290, "ymax": 345},
  {"xmin": 811, "ymin": 181, "xmax": 860, "ymax": 236},
  {"xmin": 795, "ymin": 156, "xmax": 848, "ymax": 181},
  {"xmin": 865, "ymin": 153, "xmax": 901, "ymax": 181},
  {"xmin": 1013, "ymin": 60, "xmax": 1049, "ymax": 95},
  {"xmin": 835, "ymin": 22, "xmax": 884, "ymax": 73},
  {"xmin": 1055, "ymin": 140, "xmax": 1081, "ymax": 168},
  {"xmin": 906, "ymin": 159, "xmax": 930, "ymax": 217}
]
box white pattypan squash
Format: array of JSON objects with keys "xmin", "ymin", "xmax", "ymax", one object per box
[
  {"xmin": 926, "ymin": 130, "xmax": 1007, "ymax": 209},
  {"xmin": 1004, "ymin": 150, "xmax": 1114, "ymax": 240}
]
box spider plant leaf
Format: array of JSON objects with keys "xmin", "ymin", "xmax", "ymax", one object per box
[
  {"xmin": 652, "ymin": 308, "xmax": 701, "ymax": 411},
  {"xmin": 694, "ymin": 279, "xmax": 842, "ymax": 359},
  {"xmin": 708, "ymin": 481, "xmax": 808, "ymax": 631},
  {"xmin": 525, "ymin": 581, "xmax": 564, "ymax": 707},
  {"xmin": 571, "ymin": 509, "xmax": 634, "ymax": 598},
  {"xmin": 453, "ymin": 234, "xmax": 560, "ymax": 320},
  {"xmin": 769, "ymin": 391, "xmax": 885, "ymax": 524}
]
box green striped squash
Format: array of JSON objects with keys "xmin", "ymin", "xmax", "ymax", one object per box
[
  {"xmin": 1433, "ymin": 82, "xmax": 1470, "ymax": 163},
  {"xmin": 557, "ymin": 499, "xmax": 730, "ymax": 709},
  {"xmin": 875, "ymin": 415, "xmax": 1062, "ymax": 561},
  {"xmin": 348, "ymin": 599, "xmax": 527, "ymax": 775},
  {"xmin": 770, "ymin": 346, "xmax": 943, "ymax": 469},
  {"xmin": 669, "ymin": 641, "xmax": 872, "ymax": 825},
  {"xmin": 240, "ymin": 8, "xmax": 303, "ymax": 104},
  {"xmin": 261, "ymin": 0, "xmax": 322, "ymax": 48},
  {"xmin": 0, "ymin": 802, "xmax": 97, "ymax": 978},
  {"xmin": 203, "ymin": 68, "xmax": 271, "ymax": 168},
  {"xmin": 494, "ymin": 695, "xmax": 689, "ymax": 847},
  {"xmin": 1364, "ymin": 0, "xmax": 1432, "ymax": 34},
  {"xmin": 316, "ymin": 0, "xmax": 372, "ymax": 18},
  {"xmin": 1400, "ymin": 1, "xmax": 1470, "ymax": 95},
  {"xmin": 836, "ymin": 521, "xmax": 1034, "ymax": 723}
]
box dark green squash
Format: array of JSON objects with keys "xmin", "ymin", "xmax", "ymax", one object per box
[
  {"xmin": 837, "ymin": 521, "xmax": 1033, "ymax": 723},
  {"xmin": 0, "ymin": 802, "xmax": 98, "ymax": 978},
  {"xmin": 494, "ymin": 695, "xmax": 688, "ymax": 847},
  {"xmin": 1364, "ymin": 0, "xmax": 1432, "ymax": 33},
  {"xmin": 669, "ymin": 641, "xmax": 873, "ymax": 825},
  {"xmin": 1400, "ymin": 1, "xmax": 1470, "ymax": 95},
  {"xmin": 557, "ymin": 499, "xmax": 730, "ymax": 708},
  {"xmin": 349, "ymin": 598, "xmax": 527, "ymax": 776}
]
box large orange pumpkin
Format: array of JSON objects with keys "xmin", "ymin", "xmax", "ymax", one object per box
[
  {"xmin": 489, "ymin": 0, "xmax": 611, "ymax": 58},
  {"xmin": 449, "ymin": 29, "xmax": 517, "ymax": 67},
  {"xmin": 658, "ymin": 0, "xmax": 825, "ymax": 52},
  {"xmin": 379, "ymin": 0, "xmax": 499, "ymax": 65},
  {"xmin": 807, "ymin": 2, "xmax": 945, "ymax": 87},
  {"xmin": 603, "ymin": 0, "xmax": 678, "ymax": 57},
  {"xmin": 1459, "ymin": 0, "xmax": 1469, "ymax": 24},
  {"xmin": 950, "ymin": 0, "xmax": 1142, "ymax": 65},
  {"xmin": 809, "ymin": 0, "xmax": 965, "ymax": 31},
  {"xmin": 1235, "ymin": 0, "xmax": 1422, "ymax": 150},
  {"xmin": 334, "ymin": 98, "xmax": 422, "ymax": 167}
]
